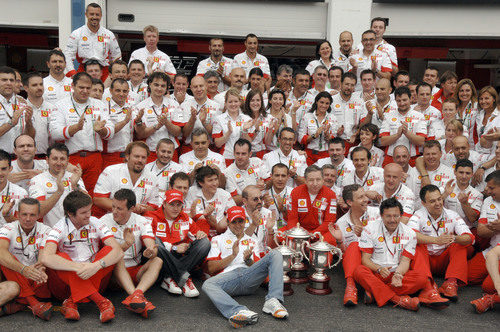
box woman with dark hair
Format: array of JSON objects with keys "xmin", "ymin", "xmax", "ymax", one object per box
[
  {"xmin": 453, "ymin": 78, "xmax": 478, "ymax": 138},
  {"xmin": 299, "ymin": 91, "xmax": 337, "ymax": 165},
  {"xmin": 476, "ymin": 86, "xmax": 500, "ymax": 159},
  {"xmin": 348, "ymin": 123, "xmax": 384, "ymax": 167},
  {"xmin": 243, "ymin": 89, "xmax": 267, "ymax": 158},
  {"xmin": 264, "ymin": 89, "xmax": 297, "ymax": 151},
  {"xmin": 306, "ymin": 40, "xmax": 334, "ymax": 75}
]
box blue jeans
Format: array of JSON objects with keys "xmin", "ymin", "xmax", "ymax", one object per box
[{"xmin": 202, "ymin": 250, "xmax": 284, "ymax": 318}]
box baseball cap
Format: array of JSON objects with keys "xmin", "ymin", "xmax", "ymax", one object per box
[
  {"xmin": 227, "ymin": 206, "xmax": 246, "ymax": 223},
  {"xmin": 164, "ymin": 189, "xmax": 183, "ymax": 204}
]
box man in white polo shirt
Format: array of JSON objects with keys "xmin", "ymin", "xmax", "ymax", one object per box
[
  {"xmin": 29, "ymin": 143, "xmax": 85, "ymax": 227},
  {"xmin": 129, "ymin": 25, "xmax": 176, "ymax": 80},
  {"xmin": 101, "ymin": 189, "xmax": 162, "ymax": 318},
  {"xmin": 408, "ymin": 184, "xmax": 473, "ymax": 302},
  {"xmin": 226, "ymin": 139, "xmax": 267, "ymax": 205},
  {"xmin": 64, "ymin": 3, "xmax": 121, "ymax": 81},
  {"xmin": 49, "ymin": 72, "xmax": 114, "ymax": 196},
  {"xmin": 146, "ymin": 138, "xmax": 184, "ymax": 193},
  {"xmin": 263, "ymin": 163, "xmax": 292, "ymax": 229},
  {"xmin": 40, "ymin": 191, "xmax": 123, "ymax": 323},
  {"xmin": 0, "ymin": 198, "xmax": 54, "ymax": 320},
  {"xmin": 179, "ymin": 128, "xmax": 226, "ymax": 185},
  {"xmin": 442, "ymin": 136, "xmax": 482, "ymax": 172},
  {"xmin": 286, "ymin": 70, "xmax": 314, "ymax": 127},
  {"xmin": 412, "ymin": 83, "xmax": 442, "ymax": 141},
  {"xmin": 342, "ymin": 147, "xmax": 384, "ymax": 191},
  {"xmin": 181, "ymin": 76, "xmax": 222, "ymax": 152},
  {"xmin": 23, "ymin": 72, "xmax": 57, "ymax": 156},
  {"xmin": 196, "ymin": 38, "xmax": 233, "ymax": 92},
  {"xmin": 101, "ymin": 78, "xmax": 137, "ymax": 168},
  {"xmin": 9, "ymin": 135, "xmax": 47, "ymax": 191},
  {"xmin": 102, "ymin": 61, "xmax": 140, "ymax": 105},
  {"xmin": 43, "ymin": 49, "xmax": 72, "ymax": 104},
  {"xmin": 128, "ymin": 60, "xmax": 148, "ymax": 103},
  {"xmin": 0, "ymin": 150, "xmax": 28, "ymax": 225},
  {"xmin": 316, "ymin": 138, "xmax": 355, "ymax": 188},
  {"xmin": 213, "ymin": 68, "xmax": 247, "ymax": 109},
  {"xmin": 262, "ymin": 127, "xmax": 307, "ymax": 188},
  {"xmin": 203, "ymin": 206, "xmax": 288, "ymax": 328},
  {"xmin": 94, "ymin": 141, "xmax": 160, "ymax": 216},
  {"xmin": 232, "ymin": 34, "xmax": 270, "ymax": 85}
]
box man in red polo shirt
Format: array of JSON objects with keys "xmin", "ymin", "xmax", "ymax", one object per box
[{"xmin": 285, "ymin": 165, "xmax": 337, "ymax": 244}]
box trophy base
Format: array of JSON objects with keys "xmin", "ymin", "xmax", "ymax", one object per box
[
  {"xmin": 289, "ymin": 267, "xmax": 309, "ymax": 284},
  {"xmin": 306, "ymin": 274, "xmax": 332, "ymax": 295},
  {"xmin": 283, "ymin": 282, "xmax": 294, "ymax": 296}
]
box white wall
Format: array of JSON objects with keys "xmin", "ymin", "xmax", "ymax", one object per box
[
  {"xmin": 0, "ymin": 0, "xmax": 58, "ymax": 28},
  {"xmin": 106, "ymin": 0, "xmax": 328, "ymax": 40}
]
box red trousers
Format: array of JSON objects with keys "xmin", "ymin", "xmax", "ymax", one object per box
[
  {"xmin": 342, "ymin": 242, "xmax": 361, "ymax": 279},
  {"xmin": 51, "ymin": 246, "xmax": 115, "ymax": 303},
  {"xmin": 413, "ymin": 244, "xmax": 468, "ymax": 285},
  {"xmin": 467, "ymin": 252, "xmax": 500, "ymax": 293},
  {"xmin": 1, "ymin": 265, "xmax": 51, "ymax": 300},
  {"xmin": 305, "ymin": 149, "xmax": 329, "ymax": 166},
  {"xmin": 102, "ymin": 151, "xmax": 125, "ymax": 169},
  {"xmin": 354, "ymin": 265, "xmax": 427, "ymax": 307},
  {"xmin": 69, "ymin": 151, "xmax": 103, "ymax": 196}
]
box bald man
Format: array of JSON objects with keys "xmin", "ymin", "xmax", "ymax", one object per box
[
  {"xmin": 181, "ymin": 76, "xmax": 222, "ymax": 152},
  {"xmin": 442, "ymin": 136, "xmax": 482, "ymax": 172},
  {"xmin": 365, "ymin": 163, "xmax": 416, "ymax": 224},
  {"xmin": 213, "ymin": 68, "xmax": 247, "ymax": 108},
  {"xmin": 363, "ymin": 78, "xmax": 397, "ymax": 128},
  {"xmin": 335, "ymin": 31, "xmax": 354, "ymax": 72}
]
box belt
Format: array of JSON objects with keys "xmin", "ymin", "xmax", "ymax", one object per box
[{"xmin": 74, "ymin": 151, "xmax": 98, "ymax": 157}]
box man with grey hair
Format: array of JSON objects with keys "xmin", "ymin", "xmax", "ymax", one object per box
[
  {"xmin": 275, "ymin": 64, "xmax": 293, "ymax": 85},
  {"xmin": 203, "ymin": 70, "xmax": 221, "ymax": 100}
]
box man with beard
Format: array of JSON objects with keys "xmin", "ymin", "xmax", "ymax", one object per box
[
  {"xmin": 43, "ymin": 49, "xmax": 72, "ymax": 104},
  {"xmin": 94, "ymin": 142, "xmax": 160, "ymax": 216},
  {"xmin": 197, "ymin": 38, "xmax": 233, "ymax": 92},
  {"xmin": 146, "ymin": 138, "xmax": 184, "ymax": 193},
  {"xmin": 9, "ymin": 135, "xmax": 48, "ymax": 191},
  {"xmin": 334, "ymin": 31, "xmax": 354, "ymax": 72},
  {"xmin": 29, "ymin": 143, "xmax": 85, "ymax": 227},
  {"xmin": 442, "ymin": 136, "xmax": 482, "ymax": 172}
]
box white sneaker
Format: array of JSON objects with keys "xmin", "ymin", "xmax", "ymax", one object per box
[
  {"xmin": 182, "ymin": 278, "xmax": 200, "ymax": 298},
  {"xmin": 161, "ymin": 277, "xmax": 182, "ymax": 295},
  {"xmin": 229, "ymin": 309, "xmax": 259, "ymax": 328},
  {"xmin": 263, "ymin": 298, "xmax": 288, "ymax": 319}
]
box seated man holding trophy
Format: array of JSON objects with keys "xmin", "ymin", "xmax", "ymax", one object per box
[{"xmin": 202, "ymin": 206, "xmax": 288, "ymax": 328}]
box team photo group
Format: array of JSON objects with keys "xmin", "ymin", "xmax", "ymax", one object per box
[{"xmin": 0, "ymin": 2, "xmax": 499, "ymax": 329}]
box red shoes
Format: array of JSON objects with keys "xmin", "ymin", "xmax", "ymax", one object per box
[
  {"xmin": 61, "ymin": 298, "xmax": 80, "ymax": 321},
  {"xmin": 392, "ymin": 295, "xmax": 420, "ymax": 311},
  {"xmin": 470, "ymin": 294, "xmax": 498, "ymax": 314},
  {"xmin": 30, "ymin": 301, "xmax": 53, "ymax": 321},
  {"xmin": 418, "ymin": 288, "xmax": 450, "ymax": 309},
  {"xmin": 343, "ymin": 280, "xmax": 358, "ymax": 307},
  {"xmin": 96, "ymin": 298, "xmax": 115, "ymax": 323},
  {"xmin": 438, "ymin": 279, "xmax": 458, "ymax": 302}
]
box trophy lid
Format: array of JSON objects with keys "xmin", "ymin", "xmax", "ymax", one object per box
[
  {"xmin": 285, "ymin": 223, "xmax": 311, "ymax": 239},
  {"xmin": 275, "ymin": 245, "xmax": 295, "ymax": 255},
  {"xmin": 309, "ymin": 234, "xmax": 337, "ymax": 251}
]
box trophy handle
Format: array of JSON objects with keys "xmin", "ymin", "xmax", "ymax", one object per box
[
  {"xmin": 273, "ymin": 231, "xmax": 284, "ymax": 247},
  {"xmin": 301, "ymin": 241, "xmax": 310, "ymax": 262},
  {"xmin": 312, "ymin": 231, "xmax": 322, "ymax": 240},
  {"xmin": 328, "ymin": 246, "xmax": 343, "ymax": 268}
]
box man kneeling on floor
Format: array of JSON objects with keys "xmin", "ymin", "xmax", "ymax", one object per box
[
  {"xmin": 101, "ymin": 188, "xmax": 163, "ymax": 318},
  {"xmin": 202, "ymin": 206, "xmax": 288, "ymax": 329},
  {"xmin": 40, "ymin": 191, "xmax": 124, "ymax": 323}
]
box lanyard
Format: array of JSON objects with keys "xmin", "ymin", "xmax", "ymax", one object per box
[
  {"xmin": 151, "ymin": 161, "xmax": 171, "ymax": 177},
  {"xmin": 65, "ymin": 217, "xmax": 95, "ymax": 255},
  {"xmin": 108, "ymin": 101, "xmax": 126, "ymax": 115},
  {"xmin": 18, "ymin": 223, "xmax": 37, "ymax": 259},
  {"xmin": 0, "ymin": 96, "xmax": 17, "ymax": 120},
  {"xmin": 270, "ymin": 186, "xmax": 287, "ymax": 221},
  {"xmin": 355, "ymin": 169, "xmax": 371, "ymax": 187},
  {"xmin": 0, "ymin": 183, "xmax": 10, "ymax": 212},
  {"xmin": 71, "ymin": 97, "xmax": 89, "ymax": 117},
  {"xmin": 384, "ymin": 184, "xmax": 402, "ymax": 200},
  {"xmin": 152, "ymin": 105, "xmax": 165, "ymax": 117},
  {"xmin": 335, "ymin": 162, "xmax": 345, "ymax": 186},
  {"xmin": 314, "ymin": 116, "xmax": 324, "ymax": 150},
  {"xmin": 381, "ymin": 223, "xmax": 399, "ymax": 257}
]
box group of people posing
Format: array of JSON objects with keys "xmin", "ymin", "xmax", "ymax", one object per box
[{"xmin": 0, "ymin": 2, "xmax": 499, "ymax": 329}]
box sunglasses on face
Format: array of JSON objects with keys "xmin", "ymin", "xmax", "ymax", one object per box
[{"xmin": 231, "ymin": 219, "xmax": 246, "ymax": 224}]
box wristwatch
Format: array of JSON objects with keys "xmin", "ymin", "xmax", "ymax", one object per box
[
  {"xmin": 172, "ymin": 245, "xmax": 178, "ymax": 252},
  {"xmin": 480, "ymin": 166, "xmax": 487, "ymax": 171},
  {"xmin": 100, "ymin": 260, "xmax": 106, "ymax": 268}
]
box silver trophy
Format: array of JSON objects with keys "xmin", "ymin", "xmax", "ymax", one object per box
[{"xmin": 302, "ymin": 234, "xmax": 343, "ymax": 295}]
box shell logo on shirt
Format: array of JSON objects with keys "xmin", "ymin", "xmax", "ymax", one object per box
[
  {"xmin": 80, "ymin": 230, "xmax": 88, "ymax": 238},
  {"xmin": 392, "ymin": 118, "xmax": 397, "ymax": 122},
  {"xmin": 82, "ymin": 36, "xmax": 88, "ymax": 41},
  {"xmin": 48, "ymin": 86, "xmax": 54, "ymax": 91},
  {"xmin": 226, "ymin": 239, "xmax": 232, "ymax": 244},
  {"xmin": 110, "ymin": 108, "xmax": 116, "ymax": 113},
  {"xmin": 16, "ymin": 236, "xmax": 21, "ymax": 243},
  {"xmin": 299, "ymin": 199, "xmax": 307, "ymax": 207},
  {"xmin": 189, "ymin": 161, "xmax": 194, "ymax": 166},
  {"xmin": 310, "ymin": 120, "xmax": 315, "ymax": 124},
  {"xmin": 236, "ymin": 174, "xmax": 241, "ymax": 179},
  {"xmin": 490, "ymin": 204, "xmax": 496, "ymax": 209},
  {"xmin": 335, "ymin": 104, "xmax": 340, "ymax": 108},
  {"xmin": 378, "ymin": 236, "xmax": 384, "ymax": 242},
  {"xmin": 64, "ymin": 85, "xmax": 71, "ymax": 91},
  {"xmin": 69, "ymin": 108, "xmax": 76, "ymax": 113},
  {"xmin": 147, "ymin": 109, "xmax": 153, "ymax": 114},
  {"xmin": 46, "ymin": 182, "xmax": 53, "ymax": 188},
  {"xmin": 206, "ymin": 63, "xmax": 211, "ymax": 67},
  {"xmin": 434, "ymin": 175, "xmax": 442, "ymax": 181},
  {"xmin": 158, "ymin": 224, "xmax": 165, "ymax": 231},
  {"xmin": 346, "ymin": 226, "xmax": 352, "ymax": 232},
  {"xmin": 358, "ymin": 57, "xmax": 363, "ymax": 61},
  {"xmin": 242, "ymin": 61, "xmax": 246, "ymax": 65},
  {"xmin": 121, "ymin": 179, "xmax": 128, "ymax": 184},
  {"xmin": 427, "ymin": 221, "xmax": 432, "ymax": 226},
  {"xmin": 111, "ymin": 227, "xmax": 117, "ymax": 232},
  {"xmin": 450, "ymin": 193, "xmax": 456, "ymax": 198},
  {"xmin": 67, "ymin": 234, "xmax": 74, "ymax": 241},
  {"xmin": 41, "ymin": 111, "xmax": 49, "ymax": 117},
  {"xmin": 97, "ymin": 36, "xmax": 104, "ymax": 42}
]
